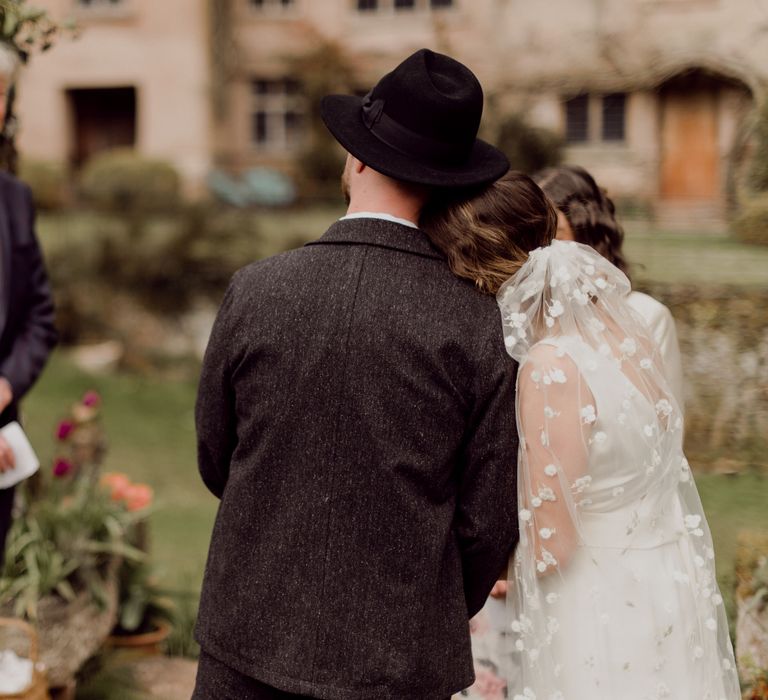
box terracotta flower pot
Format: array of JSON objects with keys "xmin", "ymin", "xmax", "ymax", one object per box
[{"xmin": 107, "ymin": 620, "xmax": 171, "ymax": 655}]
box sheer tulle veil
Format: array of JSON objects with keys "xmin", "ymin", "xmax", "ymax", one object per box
[{"xmin": 496, "ymin": 240, "xmax": 739, "ymax": 699}]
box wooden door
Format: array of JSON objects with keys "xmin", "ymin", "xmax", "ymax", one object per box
[{"xmin": 660, "ymin": 87, "xmax": 719, "ymax": 200}]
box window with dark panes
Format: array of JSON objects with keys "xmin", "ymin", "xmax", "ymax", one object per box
[
  {"xmin": 430, "ymin": 0, "xmax": 454, "ymax": 7},
  {"xmin": 251, "ymin": 79, "xmax": 305, "ymax": 150},
  {"xmin": 357, "ymin": 0, "xmax": 378, "ymax": 10},
  {"xmin": 601, "ymin": 93, "xmax": 626, "ymax": 141},
  {"xmin": 394, "ymin": 0, "xmax": 416, "ymax": 9},
  {"xmin": 564, "ymin": 94, "xmax": 589, "ymax": 143}
]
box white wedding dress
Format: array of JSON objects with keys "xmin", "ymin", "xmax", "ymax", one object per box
[{"xmin": 497, "ymin": 241, "xmax": 739, "ymax": 700}]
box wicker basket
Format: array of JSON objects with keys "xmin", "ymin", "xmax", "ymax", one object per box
[{"xmin": 0, "ymin": 617, "xmax": 50, "ymax": 700}]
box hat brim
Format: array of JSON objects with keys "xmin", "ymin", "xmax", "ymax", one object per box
[{"xmin": 321, "ymin": 94, "xmax": 510, "ymax": 188}]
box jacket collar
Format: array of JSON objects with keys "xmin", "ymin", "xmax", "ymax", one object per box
[{"xmin": 305, "ymin": 218, "xmax": 443, "ymax": 261}]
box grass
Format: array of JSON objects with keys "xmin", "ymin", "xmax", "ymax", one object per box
[{"xmin": 624, "ymin": 227, "xmax": 768, "ymax": 287}]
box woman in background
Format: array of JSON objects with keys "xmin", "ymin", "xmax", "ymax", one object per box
[{"xmin": 535, "ymin": 165, "xmax": 684, "ymax": 408}]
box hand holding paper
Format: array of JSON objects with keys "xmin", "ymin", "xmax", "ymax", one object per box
[{"xmin": 0, "ymin": 423, "xmax": 40, "ymax": 489}]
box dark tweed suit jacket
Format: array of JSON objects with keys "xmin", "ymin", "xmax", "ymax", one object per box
[{"xmin": 195, "ymin": 218, "xmax": 519, "ymax": 699}]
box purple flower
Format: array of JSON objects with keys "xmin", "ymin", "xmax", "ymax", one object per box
[
  {"xmin": 52, "ymin": 458, "xmax": 73, "ymax": 478},
  {"xmin": 56, "ymin": 420, "xmax": 75, "ymax": 441}
]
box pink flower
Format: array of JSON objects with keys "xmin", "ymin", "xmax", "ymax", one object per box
[
  {"xmin": 124, "ymin": 483, "xmax": 153, "ymax": 512},
  {"xmin": 56, "ymin": 420, "xmax": 75, "ymax": 441},
  {"xmin": 52, "ymin": 458, "xmax": 73, "ymax": 478},
  {"xmin": 82, "ymin": 390, "xmax": 101, "ymax": 408}
]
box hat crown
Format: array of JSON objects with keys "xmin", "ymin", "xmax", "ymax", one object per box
[
  {"xmin": 369, "ymin": 49, "xmax": 483, "ymax": 155},
  {"xmin": 319, "ymin": 48, "xmax": 509, "ymax": 187}
]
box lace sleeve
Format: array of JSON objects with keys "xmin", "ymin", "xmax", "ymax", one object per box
[{"xmin": 517, "ymin": 344, "xmax": 592, "ymax": 575}]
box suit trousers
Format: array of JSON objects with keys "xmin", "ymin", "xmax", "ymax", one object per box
[
  {"xmin": 193, "ymin": 651, "xmax": 452, "ymax": 700},
  {"xmin": 193, "ymin": 651, "xmax": 314, "ymax": 699}
]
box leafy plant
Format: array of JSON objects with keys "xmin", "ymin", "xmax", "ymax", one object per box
[
  {"xmin": 0, "ymin": 391, "xmax": 143, "ymax": 618},
  {"xmin": 163, "ymin": 592, "xmax": 199, "ymax": 658},
  {"xmin": 744, "ymin": 556, "xmax": 768, "ymax": 617},
  {"xmin": 79, "ymin": 149, "xmax": 181, "ymax": 215},
  {"xmin": 748, "ymin": 99, "xmax": 768, "ymax": 194},
  {"xmin": 113, "ymin": 561, "xmax": 174, "ymax": 635},
  {"xmin": 19, "ymin": 159, "xmax": 69, "ymax": 210},
  {"xmin": 496, "ymin": 113, "xmax": 564, "ymax": 175},
  {"xmin": 732, "ymin": 195, "xmax": 768, "ymax": 246},
  {"xmin": 0, "ymin": 0, "xmax": 77, "ymax": 173}
]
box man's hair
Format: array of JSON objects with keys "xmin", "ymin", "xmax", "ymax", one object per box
[{"xmin": 420, "ymin": 171, "xmax": 557, "ymax": 295}]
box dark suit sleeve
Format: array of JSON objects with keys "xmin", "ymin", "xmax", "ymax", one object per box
[
  {"xmin": 454, "ymin": 329, "xmax": 519, "ymax": 618},
  {"xmin": 195, "ymin": 279, "xmax": 240, "ymax": 499},
  {"xmin": 0, "ymin": 184, "xmax": 57, "ymax": 400}
]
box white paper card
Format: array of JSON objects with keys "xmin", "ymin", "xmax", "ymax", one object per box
[{"xmin": 0, "ymin": 422, "xmax": 40, "ymax": 490}]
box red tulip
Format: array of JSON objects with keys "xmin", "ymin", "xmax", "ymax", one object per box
[
  {"xmin": 56, "ymin": 420, "xmax": 75, "ymax": 441},
  {"xmin": 52, "ymin": 458, "xmax": 73, "ymax": 478}
]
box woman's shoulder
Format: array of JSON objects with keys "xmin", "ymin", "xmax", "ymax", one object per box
[{"xmin": 627, "ymin": 290, "xmax": 674, "ymax": 328}]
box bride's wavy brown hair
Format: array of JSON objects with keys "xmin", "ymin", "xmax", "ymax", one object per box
[{"xmin": 420, "ymin": 171, "xmax": 557, "ymax": 295}]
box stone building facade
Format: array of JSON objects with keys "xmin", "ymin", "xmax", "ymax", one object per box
[{"xmin": 15, "ymin": 0, "xmax": 768, "ymax": 216}]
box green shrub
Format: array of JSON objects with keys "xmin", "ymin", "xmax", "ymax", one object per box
[
  {"xmin": 496, "ymin": 113, "xmax": 564, "ymax": 174},
  {"xmin": 80, "ymin": 148, "xmax": 181, "ymax": 214},
  {"xmin": 732, "ymin": 196, "xmax": 768, "ymax": 246},
  {"xmin": 297, "ymin": 139, "xmax": 345, "ymax": 201},
  {"xmin": 19, "ymin": 159, "xmax": 69, "ymax": 210},
  {"xmin": 748, "ymin": 100, "xmax": 768, "ymax": 193},
  {"xmin": 92, "ymin": 204, "xmax": 263, "ymax": 308}
]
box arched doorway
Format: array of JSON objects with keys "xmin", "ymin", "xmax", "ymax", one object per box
[{"xmin": 658, "ymin": 69, "xmax": 752, "ymax": 216}]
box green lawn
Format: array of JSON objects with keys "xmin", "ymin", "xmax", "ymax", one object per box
[{"xmin": 624, "ymin": 228, "xmax": 768, "ymax": 287}]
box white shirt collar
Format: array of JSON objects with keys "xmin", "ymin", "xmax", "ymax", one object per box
[{"xmin": 339, "ymin": 212, "xmax": 419, "ymax": 229}]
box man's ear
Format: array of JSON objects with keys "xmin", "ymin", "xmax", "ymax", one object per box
[{"xmin": 352, "ymin": 156, "xmax": 366, "ymax": 175}]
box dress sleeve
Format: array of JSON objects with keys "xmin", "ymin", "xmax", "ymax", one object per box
[
  {"xmin": 654, "ymin": 307, "xmax": 684, "ymax": 413},
  {"xmin": 516, "ymin": 343, "xmax": 593, "ymax": 574}
]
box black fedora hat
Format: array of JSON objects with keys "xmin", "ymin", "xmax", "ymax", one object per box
[{"xmin": 321, "ymin": 49, "xmax": 509, "ymax": 188}]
